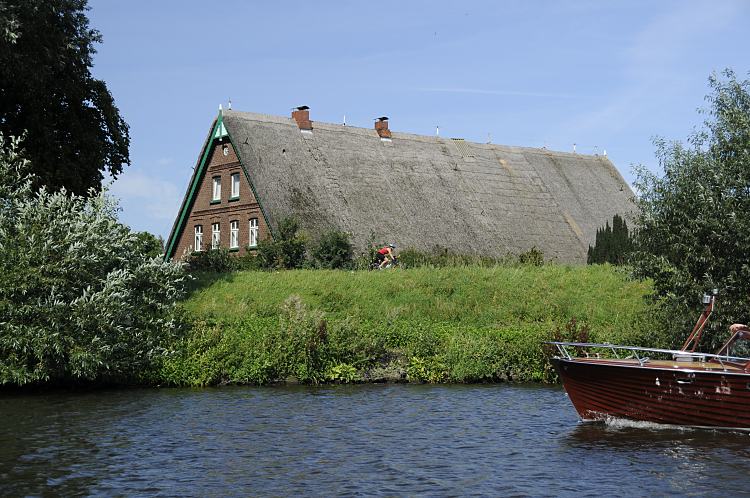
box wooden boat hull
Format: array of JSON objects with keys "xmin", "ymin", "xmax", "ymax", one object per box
[{"xmin": 553, "ymin": 357, "xmax": 750, "ymax": 429}]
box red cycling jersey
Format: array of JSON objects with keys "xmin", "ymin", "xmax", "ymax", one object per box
[{"xmin": 377, "ymin": 247, "xmax": 390, "ymax": 255}]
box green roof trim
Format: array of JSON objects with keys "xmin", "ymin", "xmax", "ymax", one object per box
[
  {"xmin": 164, "ymin": 111, "xmax": 274, "ymax": 260},
  {"xmin": 164, "ymin": 117, "xmax": 220, "ymax": 260}
]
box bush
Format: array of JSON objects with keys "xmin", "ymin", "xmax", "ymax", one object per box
[
  {"xmin": 256, "ymin": 217, "xmax": 307, "ymax": 269},
  {"xmin": 0, "ymin": 135, "xmax": 188, "ymax": 386},
  {"xmin": 158, "ymin": 317, "xmax": 278, "ymax": 386},
  {"xmin": 160, "ymin": 296, "xmax": 392, "ymax": 386},
  {"xmin": 235, "ymin": 250, "xmax": 264, "ymax": 271},
  {"xmin": 310, "ymin": 229, "xmax": 354, "ymax": 269},
  {"xmin": 256, "ymin": 237, "xmax": 280, "ymax": 269},
  {"xmin": 518, "ymin": 246, "xmax": 544, "ymax": 266},
  {"xmin": 184, "ymin": 247, "xmax": 236, "ymax": 273},
  {"xmin": 135, "ymin": 231, "xmax": 165, "ymax": 258}
]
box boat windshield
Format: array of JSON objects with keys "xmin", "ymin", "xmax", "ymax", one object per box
[{"xmin": 715, "ymin": 330, "xmax": 750, "ymax": 359}]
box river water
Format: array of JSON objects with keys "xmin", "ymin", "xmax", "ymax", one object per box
[{"xmin": 2, "ymin": 384, "xmax": 749, "ymax": 497}]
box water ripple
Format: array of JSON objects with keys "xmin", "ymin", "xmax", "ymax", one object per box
[{"xmin": 2, "ymin": 384, "xmax": 750, "ymax": 496}]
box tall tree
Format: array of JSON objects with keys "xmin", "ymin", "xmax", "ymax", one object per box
[
  {"xmin": 587, "ymin": 214, "xmax": 632, "ymax": 265},
  {"xmin": 0, "ymin": 0, "xmax": 129, "ymax": 195},
  {"xmin": 632, "ymin": 69, "xmax": 750, "ymax": 349}
]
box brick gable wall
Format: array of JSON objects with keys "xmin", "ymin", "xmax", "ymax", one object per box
[{"xmin": 172, "ymin": 141, "xmax": 270, "ymax": 260}]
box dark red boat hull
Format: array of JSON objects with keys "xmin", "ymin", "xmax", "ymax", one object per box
[{"xmin": 553, "ymin": 357, "xmax": 750, "ymax": 429}]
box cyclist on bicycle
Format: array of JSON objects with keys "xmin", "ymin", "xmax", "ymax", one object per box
[{"xmin": 375, "ymin": 243, "xmax": 396, "ymax": 269}]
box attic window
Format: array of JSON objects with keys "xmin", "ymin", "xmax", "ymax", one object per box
[{"xmin": 451, "ymin": 138, "xmax": 474, "ymax": 158}]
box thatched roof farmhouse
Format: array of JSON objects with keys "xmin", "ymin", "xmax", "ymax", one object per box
[{"xmin": 165, "ymin": 107, "xmax": 634, "ymax": 263}]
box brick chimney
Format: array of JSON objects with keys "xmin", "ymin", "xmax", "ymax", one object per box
[
  {"xmin": 292, "ymin": 105, "xmax": 312, "ymax": 131},
  {"xmin": 375, "ymin": 116, "xmax": 391, "ymax": 139}
]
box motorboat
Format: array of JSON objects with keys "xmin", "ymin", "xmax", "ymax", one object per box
[{"xmin": 550, "ymin": 291, "xmax": 750, "ymax": 429}]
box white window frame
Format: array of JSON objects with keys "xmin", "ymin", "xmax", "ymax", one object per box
[
  {"xmin": 230, "ymin": 173, "xmax": 240, "ymax": 199},
  {"xmin": 211, "ymin": 222, "xmax": 220, "ymax": 249},
  {"xmin": 212, "ymin": 176, "xmax": 221, "ymax": 202},
  {"xmin": 230, "ymin": 220, "xmax": 239, "ymax": 249},
  {"xmin": 194, "ymin": 225, "xmax": 203, "ymax": 252},
  {"xmin": 249, "ymin": 218, "xmax": 259, "ymax": 247}
]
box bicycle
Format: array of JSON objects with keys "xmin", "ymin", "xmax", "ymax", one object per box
[{"xmin": 370, "ymin": 256, "xmax": 399, "ymax": 270}]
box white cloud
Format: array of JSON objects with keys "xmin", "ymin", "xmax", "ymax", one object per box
[{"xmin": 108, "ymin": 170, "xmax": 183, "ymax": 236}]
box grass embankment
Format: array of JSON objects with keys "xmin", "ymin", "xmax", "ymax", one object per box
[{"xmin": 159, "ymin": 265, "xmax": 661, "ymax": 386}]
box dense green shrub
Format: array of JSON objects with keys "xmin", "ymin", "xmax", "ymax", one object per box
[
  {"xmin": 518, "ymin": 246, "xmax": 545, "ymax": 266},
  {"xmin": 235, "ymin": 250, "xmax": 264, "ymax": 271},
  {"xmin": 310, "ymin": 229, "xmax": 354, "ymax": 269},
  {"xmin": 0, "ymin": 135, "xmax": 187, "ymax": 386},
  {"xmin": 325, "ymin": 316, "xmax": 387, "ymax": 369},
  {"xmin": 256, "ymin": 238, "xmax": 280, "ymax": 269},
  {"xmin": 158, "ymin": 317, "xmax": 278, "ymax": 386},
  {"xmin": 268, "ymin": 295, "xmax": 329, "ymax": 383},
  {"xmin": 184, "ymin": 247, "xmax": 236, "ymax": 273},
  {"xmin": 135, "ymin": 231, "xmax": 165, "ymax": 258},
  {"xmin": 160, "ymin": 302, "xmax": 585, "ymax": 386},
  {"xmin": 160, "ymin": 298, "xmax": 392, "ymax": 386},
  {"xmin": 256, "ymin": 217, "xmax": 307, "ymax": 269},
  {"xmin": 632, "ymin": 70, "xmax": 750, "ymax": 349}
]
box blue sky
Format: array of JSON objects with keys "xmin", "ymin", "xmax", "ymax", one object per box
[{"xmin": 87, "ymin": 0, "xmax": 750, "ymax": 239}]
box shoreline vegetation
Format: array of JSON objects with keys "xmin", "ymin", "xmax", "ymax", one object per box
[{"xmin": 154, "ymin": 264, "xmax": 663, "ymax": 387}]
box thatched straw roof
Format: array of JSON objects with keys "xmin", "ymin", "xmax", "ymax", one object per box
[{"xmin": 171, "ymin": 110, "xmax": 635, "ymax": 263}]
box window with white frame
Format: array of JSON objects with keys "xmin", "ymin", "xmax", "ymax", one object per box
[
  {"xmin": 230, "ymin": 173, "xmax": 240, "ymax": 199},
  {"xmin": 212, "ymin": 176, "xmax": 221, "ymax": 202},
  {"xmin": 194, "ymin": 225, "xmax": 203, "ymax": 252},
  {"xmin": 230, "ymin": 220, "xmax": 239, "ymax": 249},
  {"xmin": 249, "ymin": 218, "xmax": 259, "ymax": 247},
  {"xmin": 211, "ymin": 222, "xmax": 220, "ymax": 249}
]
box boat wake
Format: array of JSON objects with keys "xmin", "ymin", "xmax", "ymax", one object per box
[{"xmin": 594, "ymin": 416, "xmax": 696, "ymax": 432}]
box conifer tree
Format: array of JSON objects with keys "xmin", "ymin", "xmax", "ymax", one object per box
[{"xmin": 587, "ymin": 214, "xmax": 632, "ymax": 265}]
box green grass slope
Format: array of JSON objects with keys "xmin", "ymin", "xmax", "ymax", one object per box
[{"xmin": 160, "ymin": 265, "xmax": 661, "ymax": 386}]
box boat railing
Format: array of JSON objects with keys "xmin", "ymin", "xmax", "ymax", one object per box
[{"xmin": 547, "ymin": 341, "xmax": 750, "ymax": 368}]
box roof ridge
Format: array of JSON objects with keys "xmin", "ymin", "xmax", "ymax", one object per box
[{"xmin": 222, "ymin": 109, "xmax": 602, "ymax": 158}]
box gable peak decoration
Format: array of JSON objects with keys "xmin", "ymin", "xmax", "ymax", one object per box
[{"xmin": 214, "ymin": 106, "xmax": 228, "ymax": 140}]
